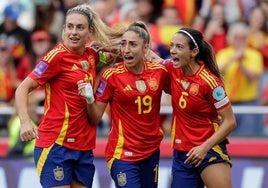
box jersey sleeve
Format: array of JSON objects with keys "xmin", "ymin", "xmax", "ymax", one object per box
[
  {"xmin": 208, "ymin": 77, "xmax": 231, "ymax": 111},
  {"xmin": 95, "ymin": 68, "xmax": 114, "ymax": 103},
  {"xmin": 161, "ymin": 59, "xmax": 173, "ymax": 94},
  {"xmin": 29, "ymin": 49, "xmax": 62, "ymax": 86}
]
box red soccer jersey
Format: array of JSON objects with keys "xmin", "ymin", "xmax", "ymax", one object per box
[
  {"xmin": 29, "ymin": 43, "xmax": 98, "ymax": 150},
  {"xmin": 165, "ymin": 62, "xmax": 230, "ymax": 152},
  {"xmin": 95, "ymin": 61, "xmax": 170, "ymax": 162}
]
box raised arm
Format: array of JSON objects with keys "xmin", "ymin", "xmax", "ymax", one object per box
[{"xmin": 77, "ymin": 80, "xmax": 108, "ymax": 125}]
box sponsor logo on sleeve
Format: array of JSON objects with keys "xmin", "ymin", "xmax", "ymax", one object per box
[
  {"xmin": 33, "ymin": 61, "xmax": 48, "ymax": 77},
  {"xmin": 96, "ymin": 80, "xmax": 107, "ymax": 96}
]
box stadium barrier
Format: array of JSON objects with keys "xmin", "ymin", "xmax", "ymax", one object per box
[{"xmin": 0, "ymin": 106, "xmax": 268, "ymax": 187}]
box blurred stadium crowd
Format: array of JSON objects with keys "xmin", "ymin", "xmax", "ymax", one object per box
[{"xmin": 0, "ymin": 0, "xmax": 268, "ymax": 157}]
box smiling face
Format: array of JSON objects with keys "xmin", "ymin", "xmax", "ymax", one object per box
[
  {"xmin": 62, "ymin": 13, "xmax": 91, "ymax": 54},
  {"xmin": 120, "ymin": 30, "xmax": 149, "ymax": 73}
]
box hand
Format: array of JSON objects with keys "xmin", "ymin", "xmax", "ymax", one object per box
[
  {"xmin": 184, "ymin": 145, "xmax": 208, "ymax": 167},
  {"xmin": 77, "ymin": 80, "xmax": 95, "ymax": 104},
  {"xmin": 88, "ymin": 41, "xmax": 106, "ymax": 52},
  {"xmin": 233, "ymin": 48, "xmax": 244, "ymax": 61},
  {"xmin": 20, "ymin": 121, "xmax": 38, "ymax": 142}
]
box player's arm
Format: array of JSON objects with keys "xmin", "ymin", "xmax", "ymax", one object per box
[
  {"xmin": 145, "ymin": 49, "xmax": 164, "ymax": 63},
  {"xmin": 203, "ymin": 104, "xmax": 236, "ymax": 149},
  {"xmin": 185, "ymin": 104, "xmax": 236, "ymax": 167},
  {"xmin": 15, "ymin": 77, "xmax": 39, "ymax": 141},
  {"xmin": 77, "ymin": 80, "xmax": 108, "ymax": 125},
  {"xmin": 87, "ymin": 100, "xmax": 107, "ymax": 126}
]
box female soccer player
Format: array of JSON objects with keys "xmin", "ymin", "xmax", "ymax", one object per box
[
  {"xmin": 15, "ymin": 4, "xmax": 122, "ymax": 188},
  {"xmin": 165, "ymin": 27, "xmax": 236, "ymax": 188},
  {"xmin": 77, "ymin": 21, "xmax": 170, "ymax": 188}
]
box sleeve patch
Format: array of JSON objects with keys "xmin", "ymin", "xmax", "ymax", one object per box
[
  {"xmin": 96, "ymin": 80, "xmax": 107, "ymax": 96},
  {"xmin": 162, "ymin": 58, "xmax": 171, "ymax": 65},
  {"xmin": 33, "ymin": 61, "xmax": 48, "ymax": 77},
  {"xmin": 212, "ymin": 86, "xmax": 226, "ymax": 101}
]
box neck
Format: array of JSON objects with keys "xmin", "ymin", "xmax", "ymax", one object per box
[
  {"xmin": 127, "ymin": 63, "xmax": 144, "ymax": 74},
  {"xmin": 183, "ymin": 62, "xmax": 200, "ymax": 76}
]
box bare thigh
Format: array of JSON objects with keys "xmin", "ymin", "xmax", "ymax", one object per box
[{"xmin": 201, "ymin": 163, "xmax": 232, "ymax": 188}]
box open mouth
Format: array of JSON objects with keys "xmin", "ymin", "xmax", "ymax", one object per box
[
  {"xmin": 70, "ymin": 37, "xmax": 80, "ymax": 43},
  {"xmin": 124, "ymin": 55, "xmax": 134, "ymax": 61},
  {"xmin": 172, "ymin": 57, "xmax": 179, "ymax": 62}
]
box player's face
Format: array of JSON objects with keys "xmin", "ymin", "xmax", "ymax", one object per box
[
  {"xmin": 170, "ymin": 33, "xmax": 193, "ymax": 69},
  {"xmin": 120, "ymin": 31, "xmax": 148, "ymax": 71},
  {"xmin": 62, "ymin": 13, "xmax": 90, "ymax": 54}
]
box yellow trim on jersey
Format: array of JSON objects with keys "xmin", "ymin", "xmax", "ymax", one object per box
[
  {"xmin": 147, "ymin": 62, "xmax": 168, "ymax": 72},
  {"xmin": 113, "ymin": 119, "xmax": 124, "ymax": 159},
  {"xmin": 55, "ymin": 103, "xmax": 69, "ymax": 145},
  {"xmin": 171, "ymin": 116, "xmax": 176, "ymax": 148},
  {"xmin": 102, "ymin": 62, "xmax": 167, "ymax": 80},
  {"xmin": 102, "ymin": 65, "xmax": 125, "ymax": 79},
  {"xmin": 102, "ymin": 68, "xmax": 116, "ymax": 79},
  {"xmin": 36, "ymin": 144, "xmax": 53, "ymax": 178},
  {"xmin": 44, "ymin": 83, "xmax": 51, "ymax": 115},
  {"xmin": 43, "ymin": 47, "xmax": 66, "ymax": 63},
  {"xmin": 199, "ymin": 69, "xmax": 218, "ymax": 89}
]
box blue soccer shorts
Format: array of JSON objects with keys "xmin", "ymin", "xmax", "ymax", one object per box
[
  {"xmin": 171, "ymin": 142, "xmax": 232, "ymax": 188},
  {"xmin": 34, "ymin": 143, "xmax": 95, "ymax": 188},
  {"xmin": 109, "ymin": 148, "xmax": 160, "ymax": 188}
]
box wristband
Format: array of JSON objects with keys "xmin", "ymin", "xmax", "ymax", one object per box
[{"xmin": 85, "ymin": 83, "xmax": 95, "ymax": 104}]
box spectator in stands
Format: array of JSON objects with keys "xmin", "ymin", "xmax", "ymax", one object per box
[
  {"xmin": 135, "ymin": 0, "xmax": 173, "ymax": 59},
  {"xmin": 90, "ymin": 0, "xmax": 110, "ymax": 24},
  {"xmin": 136, "ymin": 0, "xmax": 162, "ymax": 24},
  {"xmin": 198, "ymin": 0, "xmax": 242, "ymax": 26},
  {"xmin": 7, "ymin": 93, "xmax": 39, "ymax": 159},
  {"xmin": 260, "ymin": 84, "xmax": 268, "ymax": 135},
  {"xmin": 202, "ymin": 3, "xmax": 228, "ymax": 53},
  {"xmin": 16, "ymin": 30, "xmax": 56, "ymax": 81},
  {"xmin": 0, "ymin": 38, "xmax": 19, "ymax": 136},
  {"xmin": 191, "ymin": 13, "xmax": 205, "ymax": 32},
  {"xmin": 246, "ymin": 6, "xmax": 268, "ymax": 99},
  {"xmin": 154, "ymin": 6, "xmax": 181, "ymax": 58},
  {"xmin": 116, "ymin": 1, "xmax": 139, "ymax": 26},
  {"xmin": 0, "ymin": 3, "xmax": 31, "ymax": 67},
  {"xmin": 216, "ymin": 22, "xmax": 264, "ymax": 136},
  {"xmin": 259, "ymin": 0, "xmax": 268, "ymax": 32},
  {"xmin": 162, "ymin": 0, "xmax": 197, "ymax": 26},
  {"xmin": 32, "ymin": 0, "xmax": 64, "ymax": 43}
]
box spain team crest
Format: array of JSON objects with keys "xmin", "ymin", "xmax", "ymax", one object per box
[
  {"xmin": 53, "ymin": 166, "xmax": 64, "ymax": 181},
  {"xmin": 117, "ymin": 172, "xmax": 127, "ymax": 186},
  {"xmin": 189, "ymin": 83, "xmax": 199, "ymax": 95},
  {"xmin": 147, "ymin": 78, "xmax": 158, "ymax": 91},
  {"xmin": 135, "ymin": 80, "xmax": 146, "ymax": 93}
]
